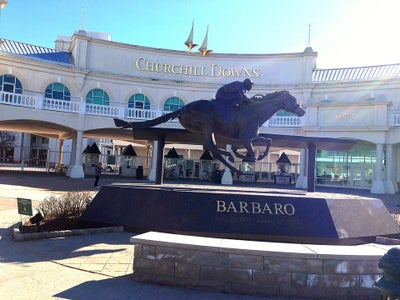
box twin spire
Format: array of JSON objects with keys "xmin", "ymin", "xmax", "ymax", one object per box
[
  {"xmin": 184, "ymin": 20, "xmax": 198, "ymax": 51},
  {"xmin": 184, "ymin": 20, "xmax": 212, "ymax": 56}
]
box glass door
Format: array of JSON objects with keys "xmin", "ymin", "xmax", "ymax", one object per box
[{"xmin": 350, "ymin": 165, "xmax": 374, "ymax": 189}]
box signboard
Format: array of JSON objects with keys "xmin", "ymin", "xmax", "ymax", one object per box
[
  {"xmin": 186, "ymin": 160, "xmax": 194, "ymax": 170},
  {"xmin": 319, "ymin": 107, "xmax": 372, "ymax": 127},
  {"xmin": 17, "ymin": 198, "xmax": 32, "ymax": 216}
]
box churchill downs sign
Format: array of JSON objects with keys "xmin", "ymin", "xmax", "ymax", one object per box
[{"xmin": 135, "ymin": 57, "xmax": 260, "ymax": 79}]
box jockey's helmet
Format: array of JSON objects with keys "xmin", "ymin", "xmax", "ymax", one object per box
[{"xmin": 243, "ymin": 78, "xmax": 254, "ymax": 90}]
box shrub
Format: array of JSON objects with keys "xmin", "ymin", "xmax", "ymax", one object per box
[
  {"xmin": 392, "ymin": 213, "xmax": 400, "ymax": 227},
  {"xmin": 38, "ymin": 191, "xmax": 93, "ymax": 221}
]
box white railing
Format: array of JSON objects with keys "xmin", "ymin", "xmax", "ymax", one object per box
[
  {"xmin": 85, "ymin": 103, "xmax": 121, "ymax": 117},
  {"xmin": 125, "ymin": 107, "xmax": 159, "ymax": 119},
  {"xmin": 0, "ymin": 90, "xmax": 303, "ymax": 127},
  {"xmin": 264, "ymin": 115, "xmax": 302, "ymax": 127},
  {"xmin": 43, "ymin": 97, "xmax": 80, "ymax": 113},
  {"xmin": 0, "ymin": 91, "xmax": 36, "ymax": 108},
  {"xmin": 313, "ymin": 63, "xmax": 400, "ymax": 82}
]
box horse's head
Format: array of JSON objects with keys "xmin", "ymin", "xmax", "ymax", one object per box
[{"xmin": 279, "ymin": 91, "xmax": 305, "ymax": 117}]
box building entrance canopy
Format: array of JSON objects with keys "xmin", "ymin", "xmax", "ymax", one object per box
[
  {"xmin": 131, "ymin": 127, "xmax": 358, "ymax": 151},
  {"xmin": 129, "ymin": 127, "xmax": 360, "ymax": 191}
]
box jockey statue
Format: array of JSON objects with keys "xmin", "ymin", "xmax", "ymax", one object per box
[{"xmin": 215, "ymin": 78, "xmax": 254, "ymax": 109}]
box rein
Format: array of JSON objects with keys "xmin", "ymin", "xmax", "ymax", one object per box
[{"xmin": 250, "ymin": 91, "xmax": 287, "ymax": 102}]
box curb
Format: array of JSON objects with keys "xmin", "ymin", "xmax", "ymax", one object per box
[
  {"xmin": 12, "ymin": 225, "xmax": 124, "ymax": 242},
  {"xmin": 376, "ymin": 235, "xmax": 400, "ymax": 245}
]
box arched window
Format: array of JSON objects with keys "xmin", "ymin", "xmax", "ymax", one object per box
[
  {"xmin": 128, "ymin": 93, "xmax": 150, "ymax": 109},
  {"xmin": 86, "ymin": 88, "xmax": 109, "ymax": 105},
  {"xmin": 163, "ymin": 96, "xmax": 184, "ymax": 112},
  {"xmin": 44, "ymin": 82, "xmax": 70, "ymax": 100},
  {"xmin": 0, "ymin": 74, "xmax": 23, "ymax": 93}
]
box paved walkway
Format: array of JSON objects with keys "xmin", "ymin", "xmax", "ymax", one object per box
[
  {"xmin": 0, "ymin": 173, "xmax": 283, "ymax": 299},
  {"xmin": 0, "ymin": 172, "xmax": 399, "ymax": 299}
]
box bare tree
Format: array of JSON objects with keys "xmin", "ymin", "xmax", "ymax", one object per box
[{"xmin": 0, "ymin": 131, "xmax": 16, "ymax": 162}]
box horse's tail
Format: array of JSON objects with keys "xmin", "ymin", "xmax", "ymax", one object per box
[
  {"xmin": 113, "ymin": 118, "xmax": 132, "ymax": 128},
  {"xmin": 114, "ymin": 110, "xmax": 180, "ymax": 129}
]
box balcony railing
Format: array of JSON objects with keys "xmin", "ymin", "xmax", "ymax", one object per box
[
  {"xmin": 43, "ymin": 98, "xmax": 80, "ymax": 113},
  {"xmin": 313, "ymin": 63, "xmax": 400, "ymax": 82},
  {"xmin": 0, "ymin": 91, "xmax": 36, "ymax": 108},
  {"xmin": 264, "ymin": 115, "xmax": 302, "ymax": 127},
  {"xmin": 85, "ymin": 103, "xmax": 121, "ymax": 117},
  {"xmin": 125, "ymin": 107, "xmax": 159, "ymax": 119},
  {"xmin": 0, "ymin": 91, "xmax": 303, "ymax": 127}
]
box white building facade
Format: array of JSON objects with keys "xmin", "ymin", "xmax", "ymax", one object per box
[{"xmin": 0, "ymin": 31, "xmax": 399, "ymax": 193}]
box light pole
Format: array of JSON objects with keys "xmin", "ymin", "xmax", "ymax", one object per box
[{"xmin": 0, "ymin": 0, "xmax": 7, "ymax": 45}]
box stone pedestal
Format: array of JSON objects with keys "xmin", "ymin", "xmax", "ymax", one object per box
[{"xmin": 81, "ymin": 183, "xmax": 400, "ymax": 245}]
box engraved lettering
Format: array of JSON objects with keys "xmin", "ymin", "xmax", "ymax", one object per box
[
  {"xmin": 284, "ymin": 204, "xmax": 295, "ymax": 215},
  {"xmin": 274, "ymin": 203, "xmax": 284, "ymax": 215},
  {"xmin": 252, "ymin": 202, "xmax": 261, "ymax": 214},
  {"xmin": 336, "ymin": 113, "xmax": 355, "ymax": 120},
  {"xmin": 216, "ymin": 200, "xmax": 226, "ymax": 212},
  {"xmin": 261, "ymin": 203, "xmax": 273, "ymax": 214},
  {"xmin": 239, "ymin": 201, "xmax": 249, "ymax": 213},
  {"xmin": 216, "ymin": 200, "xmax": 296, "ymax": 216},
  {"xmin": 226, "ymin": 201, "xmax": 238, "ymax": 213}
]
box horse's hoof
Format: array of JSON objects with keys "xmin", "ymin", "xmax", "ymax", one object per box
[{"xmin": 228, "ymin": 156, "xmax": 234, "ymax": 163}]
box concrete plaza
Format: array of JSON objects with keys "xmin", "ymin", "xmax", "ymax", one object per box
[{"xmin": 0, "ymin": 172, "xmax": 399, "ymax": 299}]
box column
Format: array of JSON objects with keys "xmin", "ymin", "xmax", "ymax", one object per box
[
  {"xmin": 57, "ymin": 139, "xmax": 64, "ymax": 166},
  {"xmin": 155, "ymin": 136, "xmax": 165, "ymax": 185},
  {"xmin": 221, "ymin": 144, "xmax": 233, "ymax": 185},
  {"xmin": 371, "ymin": 143, "xmax": 385, "ymax": 194},
  {"xmin": 147, "ymin": 141, "xmax": 158, "ymax": 181},
  {"xmin": 307, "ymin": 143, "xmax": 316, "ymax": 192},
  {"xmin": 295, "ymin": 148, "xmax": 307, "ymax": 189},
  {"xmin": 69, "ymin": 130, "xmax": 84, "ymax": 178},
  {"xmin": 384, "ymin": 144, "xmax": 397, "ymax": 194}
]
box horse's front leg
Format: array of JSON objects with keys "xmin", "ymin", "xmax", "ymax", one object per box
[
  {"xmin": 252, "ymin": 136, "xmax": 272, "ymax": 161},
  {"xmin": 232, "ymin": 145, "xmax": 247, "ymax": 160},
  {"xmin": 240, "ymin": 138, "xmax": 256, "ymax": 162},
  {"xmin": 202, "ymin": 132, "xmax": 234, "ymax": 162},
  {"xmin": 203, "ymin": 136, "xmax": 239, "ymax": 174}
]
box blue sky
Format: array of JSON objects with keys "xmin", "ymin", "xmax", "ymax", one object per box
[{"xmin": 0, "ymin": 0, "xmax": 399, "ymax": 68}]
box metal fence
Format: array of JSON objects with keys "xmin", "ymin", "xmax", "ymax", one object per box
[{"xmin": 0, "ymin": 146, "xmax": 71, "ymax": 173}]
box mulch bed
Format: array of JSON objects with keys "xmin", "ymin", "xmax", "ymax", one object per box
[{"xmin": 19, "ymin": 217, "xmax": 107, "ymax": 234}]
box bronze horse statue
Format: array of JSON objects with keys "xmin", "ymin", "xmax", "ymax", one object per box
[{"xmin": 114, "ymin": 90, "xmax": 305, "ymax": 174}]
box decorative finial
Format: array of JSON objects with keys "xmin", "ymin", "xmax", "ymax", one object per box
[
  {"xmin": 81, "ymin": 5, "xmax": 85, "ymax": 30},
  {"xmin": 199, "ymin": 25, "xmax": 212, "ymax": 56},
  {"xmin": 304, "ymin": 23, "xmax": 313, "ymax": 53},
  {"xmin": 184, "ymin": 19, "xmax": 198, "ymax": 51}
]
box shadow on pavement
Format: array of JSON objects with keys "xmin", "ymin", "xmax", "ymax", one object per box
[
  {"xmin": 54, "ymin": 274, "xmax": 272, "ymax": 300},
  {"xmin": 1, "ymin": 225, "xmax": 132, "ymax": 264}
]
